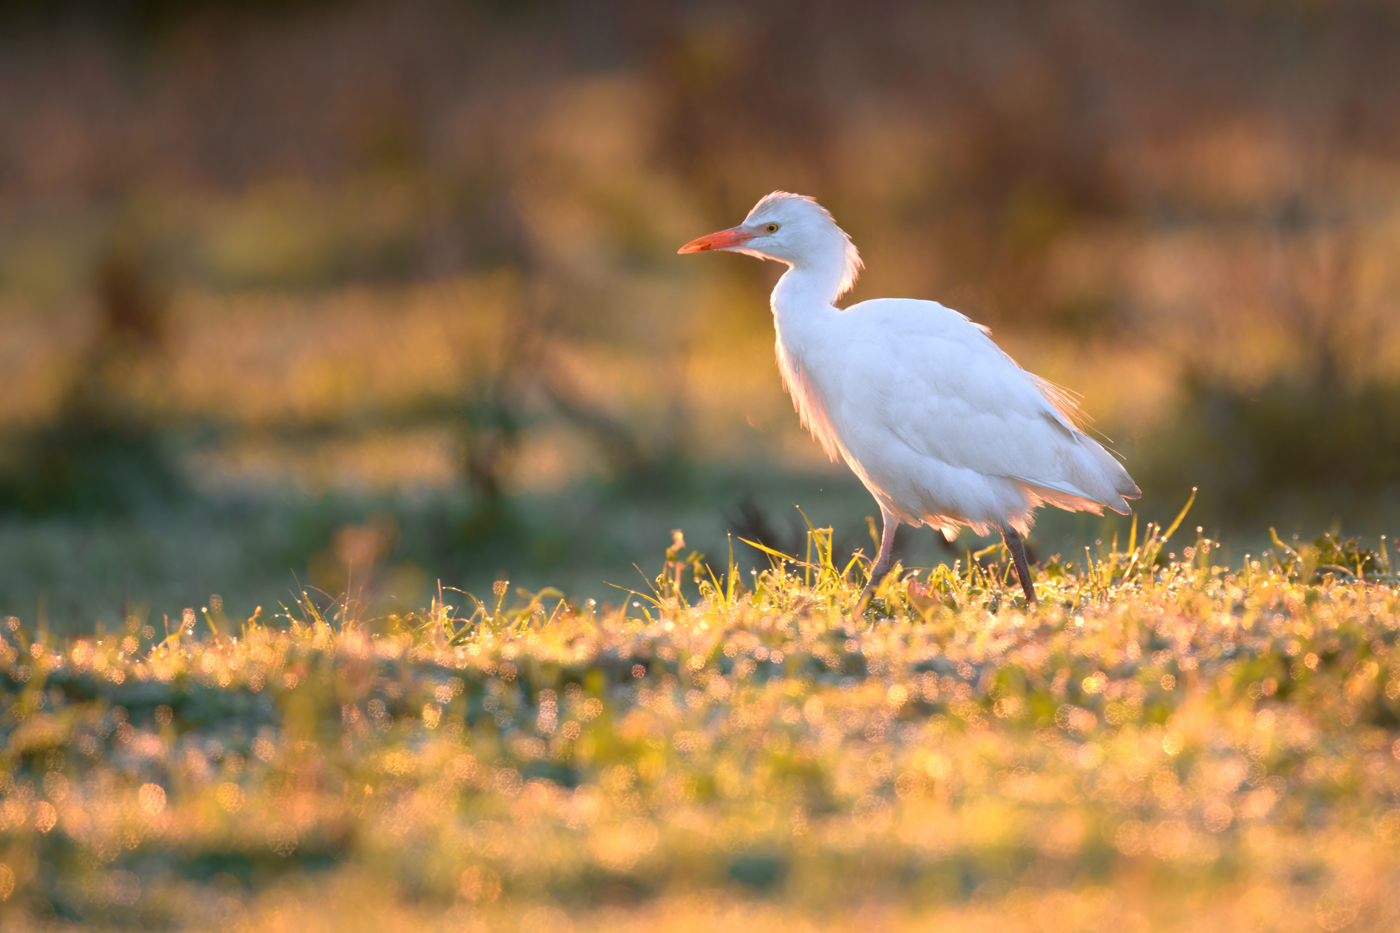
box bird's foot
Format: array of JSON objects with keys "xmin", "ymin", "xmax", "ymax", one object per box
[
  {"xmin": 855, "ymin": 583, "xmax": 904, "ymax": 625},
  {"xmin": 852, "ymin": 581, "xmax": 881, "ymax": 620}
]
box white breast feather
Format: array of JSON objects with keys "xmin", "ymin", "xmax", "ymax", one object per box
[{"xmin": 775, "ymin": 337, "xmax": 843, "ymax": 462}]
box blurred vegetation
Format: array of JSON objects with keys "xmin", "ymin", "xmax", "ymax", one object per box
[
  {"xmin": 0, "ymin": 529, "xmax": 1398, "ymax": 928},
  {"xmin": 1139, "ymin": 373, "xmax": 1400, "ymax": 529},
  {"xmin": 1, "ymin": 0, "xmax": 1399, "ymax": 625},
  {"xmin": 0, "ymin": 237, "xmax": 186, "ymax": 516},
  {"xmin": 1269, "ymin": 531, "xmax": 1388, "ymax": 585}
]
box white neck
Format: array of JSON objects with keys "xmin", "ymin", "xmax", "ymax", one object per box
[
  {"xmin": 770, "ymin": 235, "xmax": 851, "ymax": 309},
  {"xmin": 770, "ymin": 263, "xmax": 842, "ymax": 360},
  {"xmin": 767, "ymin": 259, "xmax": 847, "ymax": 465}
]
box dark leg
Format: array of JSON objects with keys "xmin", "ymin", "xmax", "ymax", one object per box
[
  {"xmin": 1000, "ymin": 524, "xmax": 1037, "ymax": 604},
  {"xmin": 855, "ymin": 507, "xmax": 898, "ymax": 616}
]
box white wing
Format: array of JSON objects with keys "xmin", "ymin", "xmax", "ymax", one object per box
[{"xmin": 816, "ymin": 299, "xmax": 1139, "ymax": 532}]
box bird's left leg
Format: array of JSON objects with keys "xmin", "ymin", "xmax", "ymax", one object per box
[
  {"xmin": 999, "ymin": 524, "xmax": 1038, "ymax": 605},
  {"xmin": 854, "ymin": 507, "xmax": 899, "ymax": 616}
]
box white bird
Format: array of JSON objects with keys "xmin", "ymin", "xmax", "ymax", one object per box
[{"xmin": 679, "ymin": 192, "xmax": 1139, "ymax": 607}]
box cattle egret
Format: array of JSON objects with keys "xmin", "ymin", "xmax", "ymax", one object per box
[{"xmin": 679, "ymin": 192, "xmax": 1139, "ymax": 608}]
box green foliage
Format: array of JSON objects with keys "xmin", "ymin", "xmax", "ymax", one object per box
[
  {"xmin": 0, "ymin": 238, "xmax": 188, "ymax": 517},
  {"xmin": 1139, "ymin": 373, "xmax": 1400, "ymax": 526},
  {"xmin": 1269, "ymin": 529, "xmax": 1389, "ymax": 584},
  {"xmin": 1, "ymin": 522, "xmax": 1399, "ymax": 928},
  {"xmin": 0, "ymin": 421, "xmax": 187, "ymax": 517}
]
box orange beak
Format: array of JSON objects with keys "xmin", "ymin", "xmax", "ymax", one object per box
[{"xmin": 677, "ymin": 225, "xmax": 756, "ymax": 254}]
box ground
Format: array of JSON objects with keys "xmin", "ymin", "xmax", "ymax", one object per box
[{"xmin": 0, "ymin": 518, "xmax": 1398, "ymax": 932}]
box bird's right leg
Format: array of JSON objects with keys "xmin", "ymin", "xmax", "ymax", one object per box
[
  {"xmin": 999, "ymin": 524, "xmax": 1038, "ymax": 605},
  {"xmin": 854, "ymin": 507, "xmax": 899, "ymax": 616}
]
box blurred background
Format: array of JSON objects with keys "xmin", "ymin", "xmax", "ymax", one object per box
[{"xmin": 1, "ymin": 0, "xmax": 1398, "ymax": 630}]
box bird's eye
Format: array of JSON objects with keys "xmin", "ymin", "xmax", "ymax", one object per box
[{"xmin": 765, "ymin": 223, "xmax": 779, "ymax": 234}]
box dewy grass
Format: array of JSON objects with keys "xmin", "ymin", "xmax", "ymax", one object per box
[{"xmin": 1, "ymin": 515, "xmax": 1398, "ymax": 931}]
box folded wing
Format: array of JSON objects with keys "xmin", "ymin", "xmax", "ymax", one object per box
[{"xmin": 832, "ymin": 299, "xmax": 1141, "ymax": 517}]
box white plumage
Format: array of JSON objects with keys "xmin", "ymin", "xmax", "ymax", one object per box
[{"xmin": 680, "ymin": 192, "xmax": 1140, "ymax": 605}]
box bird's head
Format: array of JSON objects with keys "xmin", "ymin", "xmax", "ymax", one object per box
[{"xmin": 678, "ymin": 191, "xmax": 863, "ymax": 300}]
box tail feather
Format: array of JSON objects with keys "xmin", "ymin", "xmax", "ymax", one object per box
[
  {"xmin": 1027, "ymin": 371, "xmax": 1141, "ymax": 508},
  {"xmin": 1014, "ymin": 434, "xmax": 1140, "ymax": 517}
]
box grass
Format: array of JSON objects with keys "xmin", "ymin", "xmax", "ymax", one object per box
[{"xmin": 1, "ymin": 507, "xmax": 1399, "ymax": 932}]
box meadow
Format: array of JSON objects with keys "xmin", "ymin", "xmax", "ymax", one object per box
[
  {"xmin": 2, "ymin": 511, "xmax": 1398, "ymax": 931},
  {"xmin": 4, "ymin": 0, "xmax": 1400, "ymax": 627},
  {"xmin": 3, "ymin": 4, "xmax": 1400, "ymax": 928}
]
